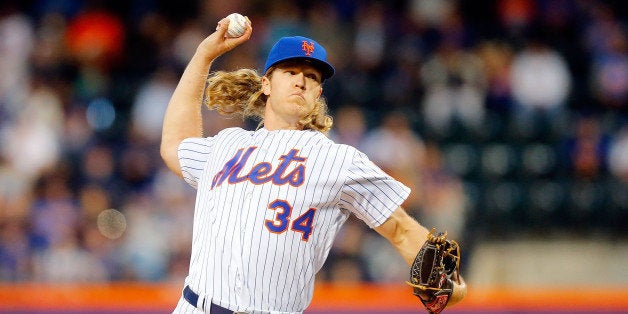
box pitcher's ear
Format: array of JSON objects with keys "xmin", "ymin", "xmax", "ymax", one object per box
[{"xmin": 261, "ymin": 76, "xmax": 271, "ymax": 96}]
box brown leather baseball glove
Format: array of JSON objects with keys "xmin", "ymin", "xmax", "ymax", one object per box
[{"xmin": 406, "ymin": 228, "xmax": 461, "ymax": 314}]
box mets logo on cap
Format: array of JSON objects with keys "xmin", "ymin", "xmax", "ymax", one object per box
[
  {"xmin": 301, "ymin": 40, "xmax": 314, "ymax": 56},
  {"xmin": 263, "ymin": 36, "xmax": 335, "ymax": 80}
]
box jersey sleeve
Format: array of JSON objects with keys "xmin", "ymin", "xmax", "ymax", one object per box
[
  {"xmin": 339, "ymin": 149, "xmax": 411, "ymax": 228},
  {"xmin": 177, "ymin": 137, "xmax": 214, "ymax": 189}
]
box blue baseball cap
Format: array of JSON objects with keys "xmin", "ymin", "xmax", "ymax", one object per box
[{"xmin": 263, "ymin": 36, "xmax": 335, "ymax": 81}]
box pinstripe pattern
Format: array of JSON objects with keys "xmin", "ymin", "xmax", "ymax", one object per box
[{"xmin": 173, "ymin": 127, "xmax": 410, "ymax": 314}]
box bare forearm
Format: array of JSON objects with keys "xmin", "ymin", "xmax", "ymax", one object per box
[
  {"xmin": 160, "ymin": 16, "xmax": 252, "ymax": 177},
  {"xmin": 375, "ymin": 208, "xmax": 429, "ymax": 265},
  {"xmin": 160, "ymin": 49, "xmax": 213, "ymax": 176},
  {"xmin": 375, "ymin": 207, "xmax": 467, "ymax": 307}
]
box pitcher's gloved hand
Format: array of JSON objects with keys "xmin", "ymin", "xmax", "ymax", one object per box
[{"xmin": 406, "ymin": 228, "xmax": 461, "ymax": 314}]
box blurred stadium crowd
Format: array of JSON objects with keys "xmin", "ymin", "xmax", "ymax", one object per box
[{"xmin": 0, "ymin": 0, "xmax": 626, "ymax": 284}]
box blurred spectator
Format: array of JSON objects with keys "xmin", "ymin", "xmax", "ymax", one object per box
[
  {"xmin": 509, "ymin": 32, "xmax": 572, "ymax": 117},
  {"xmin": 322, "ymin": 217, "xmax": 371, "ymax": 283},
  {"xmin": 130, "ymin": 66, "xmax": 178, "ymax": 144},
  {"xmin": 80, "ymin": 218, "xmax": 124, "ymax": 281},
  {"xmin": 608, "ymin": 125, "xmax": 628, "ymax": 181},
  {"xmin": 326, "ymin": 254, "xmax": 368, "ymax": 283},
  {"xmin": 171, "ymin": 18, "xmax": 205, "ymax": 69},
  {"xmin": 420, "ymin": 38, "xmax": 487, "ymax": 136},
  {"xmin": 66, "ymin": 8, "xmax": 124, "ymax": 71},
  {"xmin": 77, "ymin": 184, "xmax": 111, "ymax": 223},
  {"xmin": 151, "ymin": 166, "xmax": 195, "ymax": 282},
  {"xmin": 477, "ymin": 40, "xmax": 515, "ymax": 114},
  {"xmin": 66, "ymin": 6, "xmax": 125, "ymax": 100},
  {"xmin": 362, "ymin": 110, "xmax": 425, "ymax": 214},
  {"xmin": 381, "ymin": 36, "xmax": 424, "ymax": 110},
  {"xmin": 28, "ymin": 165, "xmax": 109, "ymax": 281},
  {"xmin": 559, "ymin": 115, "xmax": 612, "ymax": 179},
  {"xmin": 353, "ymin": 2, "xmax": 386, "ymax": 71},
  {"xmin": 118, "ymin": 140, "xmax": 159, "ymax": 193},
  {"xmin": 29, "ymin": 166, "xmax": 78, "ymax": 251},
  {"xmin": 32, "ymin": 230, "xmax": 108, "ymax": 282},
  {"xmin": 589, "ymin": 33, "xmax": 628, "ymax": 111},
  {"xmin": 306, "ymin": 1, "xmax": 352, "ymax": 75},
  {"xmin": 0, "ymin": 79, "xmax": 64, "ymax": 182},
  {"xmin": 79, "ymin": 143, "xmax": 116, "ymax": 186},
  {"xmin": 420, "ymin": 142, "xmax": 471, "ymax": 269},
  {"xmin": 329, "ymin": 104, "xmax": 368, "ymax": 149},
  {"xmin": 497, "ymin": 0, "xmax": 537, "ymax": 43},
  {"xmin": 582, "ymin": 3, "xmax": 628, "ymax": 111},
  {"xmin": 75, "ymin": 184, "xmax": 124, "ymax": 280},
  {"xmin": 361, "ymin": 227, "xmax": 408, "ymax": 282},
  {"xmin": 0, "ymin": 167, "xmax": 31, "ymax": 281},
  {"xmin": 30, "ymin": 12, "xmax": 71, "ymax": 90},
  {"xmin": 262, "ymin": 0, "xmax": 307, "ymax": 56},
  {"xmin": 119, "ymin": 191, "xmax": 171, "ymax": 281},
  {"xmin": 419, "ymin": 143, "xmax": 467, "ymax": 240},
  {"xmin": 0, "ymin": 3, "xmax": 34, "ymax": 118},
  {"xmin": 62, "ymin": 105, "xmax": 95, "ymax": 153},
  {"xmin": 409, "ymin": 0, "xmax": 457, "ymax": 30},
  {"xmin": 508, "ymin": 31, "xmax": 572, "ymax": 141},
  {"xmin": 582, "ymin": 3, "xmax": 627, "ymax": 59},
  {"xmin": 0, "ymin": 216, "xmax": 31, "ymax": 281}
]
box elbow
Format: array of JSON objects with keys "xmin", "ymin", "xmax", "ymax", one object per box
[
  {"xmin": 159, "ymin": 141, "xmax": 172, "ymax": 165},
  {"xmin": 159, "ymin": 141, "xmax": 170, "ymax": 163},
  {"xmin": 160, "ymin": 140, "xmax": 183, "ymax": 177}
]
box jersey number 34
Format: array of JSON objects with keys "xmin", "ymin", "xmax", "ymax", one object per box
[{"xmin": 265, "ymin": 199, "xmax": 316, "ymax": 242}]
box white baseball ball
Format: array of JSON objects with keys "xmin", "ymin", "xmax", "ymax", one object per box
[{"xmin": 226, "ymin": 13, "xmax": 247, "ymax": 38}]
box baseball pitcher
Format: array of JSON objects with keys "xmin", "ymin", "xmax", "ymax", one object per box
[{"xmin": 161, "ymin": 14, "xmax": 466, "ymax": 314}]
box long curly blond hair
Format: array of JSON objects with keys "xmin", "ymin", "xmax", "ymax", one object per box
[{"xmin": 203, "ymin": 67, "xmax": 333, "ymax": 132}]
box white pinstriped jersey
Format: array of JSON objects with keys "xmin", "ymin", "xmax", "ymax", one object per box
[{"xmin": 174, "ymin": 127, "xmax": 410, "ymax": 314}]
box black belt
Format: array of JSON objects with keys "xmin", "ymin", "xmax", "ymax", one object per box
[{"xmin": 183, "ymin": 285, "xmax": 234, "ymax": 313}]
